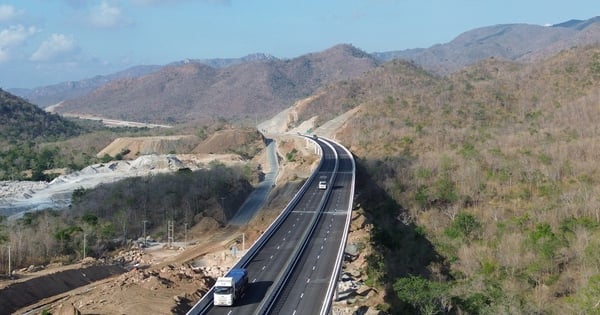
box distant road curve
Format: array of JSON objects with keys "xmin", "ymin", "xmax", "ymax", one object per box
[
  {"xmin": 45, "ymin": 102, "xmax": 172, "ymax": 128},
  {"xmin": 61, "ymin": 113, "xmax": 173, "ymax": 128},
  {"xmin": 229, "ymin": 139, "xmax": 279, "ymax": 225}
]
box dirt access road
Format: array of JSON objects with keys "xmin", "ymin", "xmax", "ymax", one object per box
[{"xmin": 5, "ymin": 193, "xmax": 278, "ymax": 315}]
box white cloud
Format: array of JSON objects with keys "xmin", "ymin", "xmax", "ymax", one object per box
[
  {"xmin": 0, "ymin": 24, "xmax": 37, "ymax": 61},
  {"xmin": 0, "ymin": 4, "xmax": 21, "ymax": 22},
  {"xmin": 0, "ymin": 25, "xmax": 37, "ymax": 47},
  {"xmin": 89, "ymin": 1, "xmax": 127, "ymax": 28},
  {"xmin": 30, "ymin": 33, "xmax": 77, "ymax": 62}
]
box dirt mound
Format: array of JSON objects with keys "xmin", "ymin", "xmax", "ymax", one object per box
[
  {"xmin": 192, "ymin": 129, "xmax": 257, "ymax": 154},
  {"xmin": 98, "ymin": 135, "xmax": 198, "ymax": 158}
]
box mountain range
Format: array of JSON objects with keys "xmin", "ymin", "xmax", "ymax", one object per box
[
  {"xmin": 374, "ymin": 16, "xmax": 600, "ymax": 75},
  {"xmin": 6, "ymin": 16, "xmax": 600, "ymax": 125},
  {"xmin": 49, "ymin": 44, "xmax": 379, "ymax": 125}
]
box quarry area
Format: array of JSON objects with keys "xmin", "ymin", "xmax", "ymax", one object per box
[{"xmin": 0, "ymin": 153, "xmax": 245, "ymax": 218}]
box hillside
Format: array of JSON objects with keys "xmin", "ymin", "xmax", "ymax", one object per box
[
  {"xmin": 51, "ymin": 44, "xmax": 380, "ymax": 125},
  {"xmin": 280, "ymin": 44, "xmax": 600, "ymax": 313},
  {"xmin": 9, "ymin": 17, "xmax": 599, "ymax": 117},
  {"xmin": 8, "ymin": 65, "xmax": 162, "ymax": 108},
  {"xmin": 375, "ymin": 16, "xmax": 600, "ymax": 75},
  {"xmin": 8, "ymin": 55, "xmax": 276, "ymax": 108},
  {"xmin": 0, "ymin": 89, "xmax": 82, "ymax": 144}
]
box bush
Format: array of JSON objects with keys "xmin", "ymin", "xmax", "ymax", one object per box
[
  {"xmin": 445, "ymin": 212, "xmax": 481, "ymax": 241},
  {"xmin": 527, "ymin": 223, "xmax": 561, "ymax": 259},
  {"xmin": 286, "ymin": 148, "xmax": 298, "ymax": 162},
  {"xmin": 393, "ymin": 275, "xmax": 449, "ymax": 315}
]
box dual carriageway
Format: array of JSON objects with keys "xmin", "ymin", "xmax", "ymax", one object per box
[{"xmin": 187, "ymin": 136, "xmax": 356, "ymax": 315}]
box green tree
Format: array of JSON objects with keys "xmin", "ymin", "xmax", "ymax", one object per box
[
  {"xmin": 445, "ymin": 212, "xmax": 481, "ymax": 240},
  {"xmin": 393, "ymin": 275, "xmax": 449, "ymax": 315},
  {"xmin": 286, "ymin": 148, "xmax": 298, "ymax": 162},
  {"xmin": 527, "ymin": 223, "xmax": 561, "ymax": 259}
]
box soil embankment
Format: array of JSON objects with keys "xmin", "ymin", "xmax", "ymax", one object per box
[{"xmin": 0, "ymin": 264, "xmax": 126, "ymax": 314}]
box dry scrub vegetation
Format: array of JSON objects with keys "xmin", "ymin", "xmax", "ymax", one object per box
[{"xmin": 302, "ymin": 45, "xmax": 600, "ymax": 313}]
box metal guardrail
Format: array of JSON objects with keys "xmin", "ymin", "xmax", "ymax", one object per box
[
  {"xmin": 259, "ymin": 138, "xmax": 339, "ymax": 314},
  {"xmin": 319, "ymin": 138, "xmax": 356, "ymax": 315},
  {"xmin": 186, "ymin": 136, "xmax": 325, "ymax": 315}
]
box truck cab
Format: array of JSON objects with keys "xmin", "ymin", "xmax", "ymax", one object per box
[
  {"xmin": 213, "ymin": 279, "xmax": 234, "ymax": 306},
  {"xmin": 214, "ymin": 268, "xmax": 248, "ymax": 306}
]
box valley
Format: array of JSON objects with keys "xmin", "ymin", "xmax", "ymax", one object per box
[{"xmin": 0, "ymin": 15, "xmax": 599, "ymax": 315}]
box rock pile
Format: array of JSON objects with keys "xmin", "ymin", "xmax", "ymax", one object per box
[
  {"xmin": 107, "ymin": 263, "xmax": 214, "ymax": 300},
  {"xmin": 331, "ymin": 209, "xmax": 386, "ymax": 315},
  {"xmin": 0, "ymin": 181, "xmax": 48, "ymax": 202}
]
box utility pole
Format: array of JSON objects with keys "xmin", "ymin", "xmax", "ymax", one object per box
[
  {"xmin": 83, "ymin": 233, "xmax": 86, "ymax": 259},
  {"xmin": 7, "ymin": 245, "xmax": 11, "ymax": 279},
  {"xmin": 242, "ymin": 233, "xmax": 245, "ymax": 252},
  {"xmin": 167, "ymin": 220, "xmax": 174, "ymax": 249},
  {"xmin": 142, "ymin": 220, "xmax": 149, "ymax": 247},
  {"xmin": 184, "ymin": 222, "xmax": 188, "ymax": 248}
]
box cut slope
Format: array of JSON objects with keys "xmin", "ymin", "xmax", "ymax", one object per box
[{"xmin": 97, "ymin": 135, "xmax": 198, "ymax": 158}]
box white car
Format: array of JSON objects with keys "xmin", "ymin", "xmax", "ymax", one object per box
[{"xmin": 318, "ymin": 181, "xmax": 327, "ymax": 190}]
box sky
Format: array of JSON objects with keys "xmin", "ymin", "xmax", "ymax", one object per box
[{"xmin": 0, "ymin": 0, "xmax": 597, "ymax": 89}]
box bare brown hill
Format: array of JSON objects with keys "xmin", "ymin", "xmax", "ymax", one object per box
[
  {"xmin": 192, "ymin": 129, "xmax": 260, "ymax": 155},
  {"xmin": 53, "ymin": 44, "xmax": 379, "ymax": 125},
  {"xmin": 279, "ymin": 44, "xmax": 600, "ymax": 313},
  {"xmin": 375, "ymin": 16, "xmax": 600, "ymax": 76},
  {"xmin": 8, "ymin": 65, "xmax": 162, "ymax": 107},
  {"xmin": 97, "ymin": 135, "xmax": 199, "ymax": 158},
  {"xmin": 96, "ymin": 128, "xmax": 263, "ymax": 162}
]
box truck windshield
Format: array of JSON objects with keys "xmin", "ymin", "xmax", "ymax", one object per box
[{"xmin": 214, "ymin": 286, "xmax": 232, "ymax": 294}]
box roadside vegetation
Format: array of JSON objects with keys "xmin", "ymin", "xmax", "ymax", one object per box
[
  {"xmin": 0, "ymin": 89, "xmax": 163, "ymax": 181},
  {"xmin": 0, "ymin": 87, "xmax": 255, "ymax": 181},
  {"xmin": 0, "ymin": 163, "xmax": 253, "ymax": 273},
  {"xmin": 0, "ymin": 90, "xmax": 264, "ymax": 275},
  {"xmin": 2, "ymin": 41, "xmax": 599, "ymax": 314},
  {"xmin": 297, "ymin": 45, "xmax": 600, "ymax": 313}
]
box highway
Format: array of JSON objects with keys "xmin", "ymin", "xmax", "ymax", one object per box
[
  {"xmin": 187, "ymin": 136, "xmax": 354, "ymax": 315},
  {"xmin": 264, "ymin": 139, "xmax": 354, "ymax": 314}
]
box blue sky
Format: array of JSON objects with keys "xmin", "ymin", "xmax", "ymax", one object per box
[{"xmin": 0, "ymin": 0, "xmax": 597, "ymax": 89}]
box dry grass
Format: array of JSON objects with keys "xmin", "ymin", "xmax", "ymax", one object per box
[{"xmin": 294, "ymin": 44, "xmax": 600, "ymax": 312}]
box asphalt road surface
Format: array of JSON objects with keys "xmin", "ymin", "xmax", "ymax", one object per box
[
  {"xmin": 265, "ymin": 138, "xmax": 354, "ymax": 314},
  {"xmin": 189, "ymin": 137, "xmax": 354, "ymax": 315},
  {"xmin": 205, "ymin": 139, "xmax": 337, "ymax": 315},
  {"xmin": 229, "ymin": 139, "xmax": 278, "ymax": 225}
]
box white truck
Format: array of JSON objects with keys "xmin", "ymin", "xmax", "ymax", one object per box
[{"xmin": 213, "ymin": 268, "xmax": 248, "ymax": 306}]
